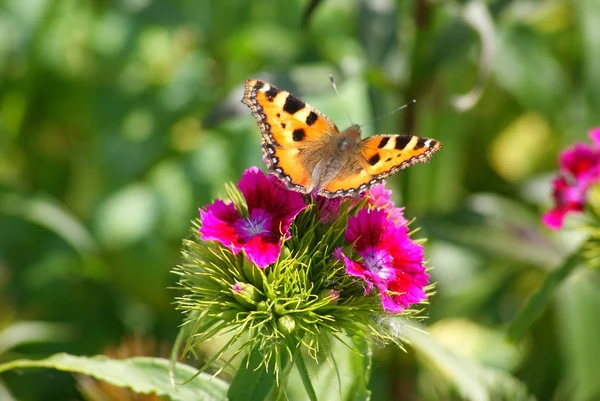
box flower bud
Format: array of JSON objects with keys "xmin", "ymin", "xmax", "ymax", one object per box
[
  {"xmin": 277, "ymin": 315, "xmax": 296, "ymax": 334},
  {"xmin": 318, "ymin": 289, "xmax": 340, "ymax": 306},
  {"xmin": 242, "ymin": 255, "xmax": 264, "ymax": 288},
  {"xmin": 232, "ymin": 282, "xmax": 262, "ymax": 308},
  {"xmin": 274, "ymin": 304, "xmax": 287, "ymax": 316}
]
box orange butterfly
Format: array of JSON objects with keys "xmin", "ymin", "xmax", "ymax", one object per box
[{"xmin": 242, "ymin": 79, "xmax": 442, "ymax": 198}]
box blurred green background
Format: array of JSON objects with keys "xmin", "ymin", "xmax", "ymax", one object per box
[{"xmin": 1, "ymin": 0, "xmax": 600, "ymax": 400}]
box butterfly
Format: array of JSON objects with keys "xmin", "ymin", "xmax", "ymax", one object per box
[{"xmin": 241, "ymin": 79, "xmax": 442, "ymax": 198}]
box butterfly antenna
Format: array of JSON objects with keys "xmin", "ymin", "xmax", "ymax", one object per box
[
  {"xmin": 329, "ymin": 74, "xmax": 354, "ymax": 126},
  {"xmin": 359, "ymin": 99, "xmax": 416, "ymax": 129}
]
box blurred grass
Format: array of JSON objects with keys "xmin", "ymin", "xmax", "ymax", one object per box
[{"xmin": 1, "ymin": 0, "xmax": 599, "ymax": 400}]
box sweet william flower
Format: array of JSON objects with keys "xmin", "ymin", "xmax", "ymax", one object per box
[
  {"xmin": 542, "ymin": 177, "xmax": 587, "ymax": 230},
  {"xmin": 175, "ymin": 166, "xmax": 433, "ymax": 392},
  {"xmin": 199, "ymin": 167, "xmax": 306, "ymax": 268},
  {"xmin": 336, "ymin": 208, "xmax": 429, "ymax": 312},
  {"xmin": 543, "ymin": 128, "xmax": 600, "ymax": 230},
  {"xmin": 558, "ymin": 128, "xmax": 600, "ymax": 185}
]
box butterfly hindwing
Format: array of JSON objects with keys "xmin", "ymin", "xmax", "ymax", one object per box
[
  {"xmin": 318, "ymin": 135, "xmax": 441, "ymax": 198},
  {"xmin": 263, "ymin": 146, "xmax": 313, "ymax": 192}
]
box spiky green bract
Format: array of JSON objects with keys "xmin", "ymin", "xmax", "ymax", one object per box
[
  {"xmin": 578, "ymin": 184, "xmax": 600, "ymax": 269},
  {"xmin": 173, "ymin": 185, "xmax": 432, "ymax": 390}
]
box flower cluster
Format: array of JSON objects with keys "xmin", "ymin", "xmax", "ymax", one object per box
[
  {"xmin": 174, "ymin": 166, "xmax": 431, "ymax": 379},
  {"xmin": 543, "ymin": 128, "xmax": 600, "ymax": 230}
]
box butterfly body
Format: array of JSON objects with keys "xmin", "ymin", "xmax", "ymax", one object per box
[{"xmin": 242, "ymin": 79, "xmax": 441, "ymax": 198}]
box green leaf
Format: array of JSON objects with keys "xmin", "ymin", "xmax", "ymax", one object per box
[
  {"xmin": 451, "ymin": 0, "xmax": 496, "ymax": 111},
  {"xmin": 557, "ymin": 268, "xmax": 600, "ymax": 400},
  {"xmin": 348, "ymin": 336, "xmax": 372, "ymax": 401},
  {"xmin": 404, "ymin": 321, "xmax": 531, "ymax": 401},
  {"xmin": 0, "ymin": 353, "xmax": 228, "ymax": 401},
  {"xmin": 93, "ymin": 183, "xmax": 158, "ymax": 249},
  {"xmin": 227, "ymin": 347, "xmax": 280, "ymax": 401},
  {"xmin": 508, "ymin": 249, "xmax": 582, "ymax": 341},
  {"xmin": 285, "ymin": 335, "xmax": 372, "ymax": 401},
  {"xmin": 0, "ymin": 379, "xmax": 16, "ymax": 401},
  {"xmin": 0, "ymin": 321, "xmax": 72, "ymax": 355},
  {"xmin": 0, "ymin": 193, "xmax": 97, "ymax": 255},
  {"xmin": 575, "ymin": 0, "xmax": 600, "ymax": 107},
  {"xmin": 494, "ymin": 25, "xmax": 567, "ymax": 115},
  {"xmin": 294, "ymin": 354, "xmax": 318, "ymax": 401}
]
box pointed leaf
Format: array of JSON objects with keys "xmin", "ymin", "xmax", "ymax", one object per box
[
  {"xmin": 227, "ymin": 347, "xmax": 279, "ymax": 401},
  {"xmin": 508, "ymin": 250, "xmax": 582, "ymax": 341},
  {"xmin": 0, "ymin": 354, "xmax": 228, "ymax": 401}
]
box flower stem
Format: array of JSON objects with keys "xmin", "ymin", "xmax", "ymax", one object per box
[{"xmin": 508, "ymin": 245, "xmax": 584, "ymax": 341}]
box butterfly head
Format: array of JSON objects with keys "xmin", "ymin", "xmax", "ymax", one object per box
[{"xmin": 342, "ymin": 124, "xmax": 362, "ymax": 135}]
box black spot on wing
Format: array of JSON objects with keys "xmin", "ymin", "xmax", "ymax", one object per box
[
  {"xmin": 255, "ymin": 81, "xmax": 264, "ymax": 91},
  {"xmin": 306, "ymin": 111, "xmax": 318, "ymax": 126},
  {"xmin": 292, "ymin": 129, "xmax": 306, "ymax": 141},
  {"xmin": 265, "ymin": 86, "xmax": 279, "ymax": 101},
  {"xmin": 368, "ymin": 153, "xmax": 381, "ymax": 166},
  {"xmin": 281, "ymin": 123, "xmax": 286, "ymax": 128},
  {"xmin": 283, "ymin": 95, "xmax": 305, "ymax": 114},
  {"xmin": 395, "ymin": 136, "xmax": 412, "ymax": 150},
  {"xmin": 414, "ymin": 137, "xmax": 427, "ymax": 149},
  {"xmin": 378, "ymin": 137, "xmax": 390, "ymax": 148}
]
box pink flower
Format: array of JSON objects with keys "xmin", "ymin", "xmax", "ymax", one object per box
[
  {"xmin": 543, "ymin": 127, "xmax": 600, "ymax": 230},
  {"xmin": 315, "ymin": 183, "xmax": 407, "ymax": 226},
  {"xmin": 363, "ymin": 184, "xmax": 408, "ymax": 227},
  {"xmin": 542, "ymin": 177, "xmax": 586, "ymax": 230},
  {"xmin": 335, "ymin": 209, "xmax": 429, "ymax": 312},
  {"xmin": 200, "ymin": 167, "xmax": 307, "ymax": 268},
  {"xmin": 314, "ymin": 196, "xmax": 343, "ymax": 224}
]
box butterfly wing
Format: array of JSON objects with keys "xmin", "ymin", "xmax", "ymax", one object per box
[
  {"xmin": 318, "ymin": 135, "xmax": 442, "ymax": 198},
  {"xmin": 242, "ymin": 79, "xmax": 340, "ymax": 193}
]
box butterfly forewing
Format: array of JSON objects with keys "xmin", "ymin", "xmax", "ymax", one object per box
[{"xmin": 242, "ymin": 79, "xmax": 338, "ymax": 148}]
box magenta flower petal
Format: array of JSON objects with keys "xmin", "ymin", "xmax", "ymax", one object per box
[
  {"xmin": 542, "ymin": 208, "xmax": 569, "ymax": 230},
  {"xmin": 334, "ymin": 248, "xmax": 374, "ymax": 294},
  {"xmin": 238, "ymin": 167, "xmax": 307, "ymax": 235},
  {"xmin": 589, "ymin": 127, "xmax": 600, "ymax": 147},
  {"xmin": 544, "ymin": 129, "xmax": 600, "ymax": 230},
  {"xmin": 365, "ymin": 184, "xmax": 408, "ymax": 226},
  {"xmin": 559, "ymin": 143, "xmax": 600, "ymax": 184},
  {"xmin": 315, "ymin": 196, "xmax": 343, "ymax": 224},
  {"xmin": 365, "ymin": 184, "xmax": 393, "ymax": 208},
  {"xmin": 199, "ymin": 200, "xmax": 243, "ymax": 252},
  {"xmin": 380, "ymin": 272, "xmax": 429, "ymax": 312},
  {"xmin": 542, "ymin": 177, "xmax": 586, "ymax": 230},
  {"xmin": 385, "ymin": 228, "xmax": 425, "ymax": 274},
  {"xmin": 345, "ymin": 208, "xmax": 388, "ymax": 253},
  {"xmin": 243, "ymin": 235, "xmax": 281, "ymax": 268}
]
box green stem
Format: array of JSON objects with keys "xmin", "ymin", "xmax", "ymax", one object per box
[
  {"xmin": 508, "ymin": 245, "xmax": 584, "ymax": 341},
  {"xmin": 294, "ymin": 353, "xmax": 317, "ymax": 401}
]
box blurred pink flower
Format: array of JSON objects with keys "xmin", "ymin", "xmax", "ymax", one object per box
[{"xmin": 543, "ymin": 128, "xmax": 600, "ymax": 230}]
